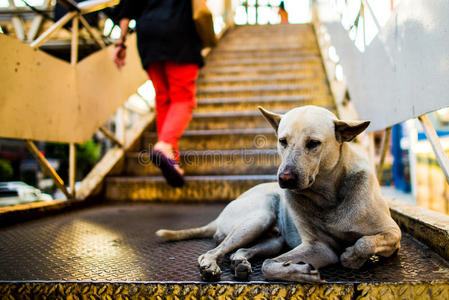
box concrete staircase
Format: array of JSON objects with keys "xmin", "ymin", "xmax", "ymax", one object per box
[{"xmin": 105, "ymin": 24, "xmax": 336, "ymax": 202}]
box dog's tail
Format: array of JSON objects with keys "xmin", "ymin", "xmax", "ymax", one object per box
[{"xmin": 155, "ymin": 220, "xmax": 217, "ymax": 241}]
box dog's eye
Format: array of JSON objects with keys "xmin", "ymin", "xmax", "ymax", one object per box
[
  {"xmin": 279, "ymin": 138, "xmax": 288, "ymax": 147},
  {"xmin": 306, "ymin": 140, "xmax": 321, "ymax": 150}
]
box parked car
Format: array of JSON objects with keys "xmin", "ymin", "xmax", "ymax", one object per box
[{"xmin": 0, "ymin": 181, "xmax": 53, "ymax": 207}]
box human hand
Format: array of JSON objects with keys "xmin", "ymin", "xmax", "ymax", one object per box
[{"xmin": 113, "ymin": 45, "xmax": 127, "ymax": 69}]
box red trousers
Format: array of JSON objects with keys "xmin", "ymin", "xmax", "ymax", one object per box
[{"xmin": 147, "ymin": 61, "xmax": 199, "ymax": 162}]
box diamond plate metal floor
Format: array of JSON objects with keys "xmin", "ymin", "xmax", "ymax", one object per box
[{"xmin": 0, "ymin": 203, "xmax": 448, "ymax": 283}]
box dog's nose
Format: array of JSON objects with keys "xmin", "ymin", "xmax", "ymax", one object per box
[
  {"xmin": 279, "ymin": 171, "xmax": 296, "ymax": 182},
  {"xmin": 278, "ymin": 170, "xmax": 299, "ymax": 189}
]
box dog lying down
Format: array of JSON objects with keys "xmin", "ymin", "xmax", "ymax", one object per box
[{"xmin": 156, "ymin": 105, "xmax": 401, "ymax": 282}]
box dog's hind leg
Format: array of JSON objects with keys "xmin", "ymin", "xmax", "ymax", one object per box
[
  {"xmin": 198, "ymin": 211, "xmax": 275, "ymax": 281},
  {"xmin": 230, "ymin": 235, "xmax": 284, "ymax": 281}
]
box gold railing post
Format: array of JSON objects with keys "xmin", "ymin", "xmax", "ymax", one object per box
[
  {"xmin": 377, "ymin": 127, "xmax": 392, "ymax": 181},
  {"xmin": 68, "ymin": 14, "xmax": 79, "ymax": 198},
  {"xmin": 69, "ymin": 143, "xmax": 76, "ymax": 199},
  {"xmin": 368, "ymin": 132, "xmax": 376, "ymax": 172},
  {"xmin": 418, "ymin": 114, "xmax": 449, "ymax": 184}
]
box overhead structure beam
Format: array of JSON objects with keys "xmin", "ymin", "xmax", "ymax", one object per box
[
  {"xmin": 30, "ymin": 11, "xmax": 77, "ymax": 48},
  {"xmin": 27, "ymin": 0, "xmax": 53, "ymax": 42},
  {"xmin": 77, "ymin": 0, "xmax": 119, "ymax": 14},
  {"xmin": 79, "ymin": 15, "xmax": 106, "ymax": 48},
  {"xmin": 8, "ymin": 0, "xmax": 26, "ymax": 41}
]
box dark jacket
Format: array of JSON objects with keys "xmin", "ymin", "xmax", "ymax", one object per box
[{"xmin": 118, "ymin": 0, "xmax": 204, "ymax": 69}]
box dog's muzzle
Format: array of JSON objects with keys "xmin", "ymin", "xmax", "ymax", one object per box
[{"xmin": 278, "ymin": 170, "xmax": 299, "ymax": 189}]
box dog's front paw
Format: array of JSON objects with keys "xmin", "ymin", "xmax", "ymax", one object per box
[
  {"xmin": 198, "ymin": 254, "xmax": 222, "ymax": 281},
  {"xmin": 262, "ymin": 259, "xmax": 324, "ymax": 283},
  {"xmin": 288, "ymin": 262, "xmax": 323, "ymax": 283},
  {"xmin": 340, "ymin": 246, "xmax": 368, "ymax": 269},
  {"xmin": 230, "ymin": 255, "xmax": 252, "ymax": 281}
]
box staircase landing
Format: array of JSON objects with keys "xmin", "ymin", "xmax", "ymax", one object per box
[{"xmin": 1, "ymin": 203, "xmax": 448, "ymax": 298}]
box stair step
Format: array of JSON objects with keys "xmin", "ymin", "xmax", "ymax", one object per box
[
  {"xmin": 202, "ymin": 58, "xmax": 320, "ymax": 72},
  {"xmin": 198, "ymin": 73, "xmax": 322, "ymax": 86},
  {"xmin": 205, "ymin": 56, "xmax": 319, "ymax": 67},
  {"xmin": 216, "ymin": 42, "xmax": 316, "ymax": 52},
  {"xmin": 208, "ymin": 49, "xmax": 319, "ymax": 60},
  {"xmin": 194, "ymin": 95, "xmax": 334, "ymax": 113},
  {"xmin": 196, "ymin": 83, "xmax": 327, "ymax": 99},
  {"xmin": 210, "ymin": 48, "xmax": 317, "ymax": 58},
  {"xmin": 198, "ymin": 67, "xmax": 319, "ymax": 80},
  {"xmin": 125, "ymin": 149, "xmax": 279, "ymax": 176},
  {"xmin": 188, "ymin": 110, "xmax": 286, "ymax": 130},
  {"xmin": 142, "ymin": 128, "xmax": 276, "ymax": 151},
  {"xmin": 105, "ymin": 175, "xmax": 277, "ymax": 201},
  {"xmin": 200, "ymin": 64, "xmax": 321, "ymax": 76}
]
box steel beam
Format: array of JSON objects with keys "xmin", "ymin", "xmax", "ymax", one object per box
[{"xmin": 25, "ymin": 140, "xmax": 72, "ymax": 200}]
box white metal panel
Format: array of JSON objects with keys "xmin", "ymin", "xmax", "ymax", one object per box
[{"xmin": 321, "ymin": 0, "xmax": 449, "ymax": 132}]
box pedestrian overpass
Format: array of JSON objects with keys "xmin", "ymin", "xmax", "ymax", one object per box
[{"xmin": 0, "ymin": 0, "xmax": 448, "ymax": 298}]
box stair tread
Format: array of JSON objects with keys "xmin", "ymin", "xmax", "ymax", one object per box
[
  {"xmin": 145, "ymin": 128, "xmax": 273, "ymax": 137},
  {"xmin": 205, "ymin": 56, "xmax": 319, "ymax": 66},
  {"xmin": 197, "ymin": 95, "xmax": 316, "ymax": 104},
  {"xmin": 216, "ymin": 45, "xmax": 314, "ymax": 52},
  {"xmin": 201, "ymin": 65, "xmax": 319, "ymax": 74},
  {"xmin": 127, "ymin": 149, "xmax": 277, "ymax": 157},
  {"xmin": 192, "ymin": 110, "xmax": 286, "ymax": 118},
  {"xmin": 197, "ymin": 84, "xmax": 320, "ymax": 94},
  {"xmin": 198, "ymin": 74, "xmax": 315, "ymax": 83},
  {"xmin": 211, "ymin": 49, "xmax": 318, "ymax": 57},
  {"xmin": 107, "ymin": 174, "xmax": 277, "ymax": 182}
]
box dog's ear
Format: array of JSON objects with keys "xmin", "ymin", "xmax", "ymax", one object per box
[
  {"xmin": 334, "ymin": 119, "xmax": 370, "ymax": 142},
  {"xmin": 258, "ymin": 106, "xmax": 282, "ymax": 132}
]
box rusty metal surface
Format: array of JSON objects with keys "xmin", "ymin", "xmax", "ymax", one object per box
[
  {"xmin": 0, "ymin": 282, "xmax": 356, "ymax": 299},
  {"xmin": 0, "ymin": 203, "xmax": 448, "ymax": 283},
  {"xmin": 389, "ymin": 198, "xmax": 449, "ymax": 261}
]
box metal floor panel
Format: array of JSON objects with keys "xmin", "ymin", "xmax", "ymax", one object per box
[{"xmin": 0, "ymin": 203, "xmax": 448, "ymax": 283}]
